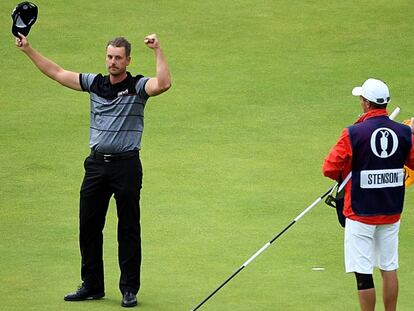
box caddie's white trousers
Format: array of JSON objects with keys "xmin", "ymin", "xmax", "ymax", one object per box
[{"xmin": 344, "ymin": 218, "xmax": 400, "ymax": 274}]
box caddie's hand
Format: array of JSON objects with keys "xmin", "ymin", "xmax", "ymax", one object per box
[
  {"xmin": 15, "ymin": 33, "xmax": 29, "ymax": 51},
  {"xmin": 144, "ymin": 34, "xmax": 160, "ymax": 49}
]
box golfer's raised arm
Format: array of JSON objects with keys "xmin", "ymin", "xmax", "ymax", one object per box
[
  {"xmin": 144, "ymin": 34, "xmax": 171, "ymax": 96},
  {"xmin": 15, "ymin": 34, "xmax": 81, "ymax": 91}
]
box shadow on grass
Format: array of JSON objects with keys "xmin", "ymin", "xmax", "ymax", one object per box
[{"xmin": 61, "ymin": 297, "xmax": 151, "ymax": 310}]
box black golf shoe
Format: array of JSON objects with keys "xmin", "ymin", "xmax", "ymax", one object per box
[
  {"xmin": 64, "ymin": 285, "xmax": 105, "ymax": 301},
  {"xmin": 122, "ymin": 291, "xmax": 137, "ymax": 307}
]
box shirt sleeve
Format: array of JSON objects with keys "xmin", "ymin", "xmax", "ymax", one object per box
[
  {"xmin": 79, "ymin": 73, "xmax": 97, "ymax": 92},
  {"xmin": 322, "ymin": 128, "xmax": 353, "ymax": 181},
  {"xmin": 135, "ymin": 77, "xmax": 150, "ymax": 101}
]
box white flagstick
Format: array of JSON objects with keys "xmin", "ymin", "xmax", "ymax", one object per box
[
  {"xmin": 389, "ymin": 106, "xmax": 401, "ymax": 120},
  {"xmin": 189, "ymin": 185, "xmax": 336, "ymax": 311}
]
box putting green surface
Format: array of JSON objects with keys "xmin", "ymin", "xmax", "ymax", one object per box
[{"xmin": 1, "ymin": 0, "xmax": 413, "ymax": 310}]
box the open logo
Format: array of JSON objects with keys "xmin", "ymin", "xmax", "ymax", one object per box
[{"xmin": 370, "ymin": 127, "xmax": 399, "ymax": 158}]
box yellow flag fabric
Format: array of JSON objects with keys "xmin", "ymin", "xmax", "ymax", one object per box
[
  {"xmin": 405, "ymin": 167, "xmax": 414, "ymax": 188},
  {"xmin": 403, "ymin": 119, "xmax": 414, "ymax": 187},
  {"xmin": 403, "ymin": 119, "xmax": 413, "ymax": 127}
]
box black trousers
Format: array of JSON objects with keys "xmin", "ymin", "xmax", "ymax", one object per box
[{"xmin": 79, "ymin": 152, "xmax": 142, "ymax": 294}]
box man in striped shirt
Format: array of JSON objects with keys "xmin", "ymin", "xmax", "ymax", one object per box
[{"xmin": 16, "ymin": 33, "xmax": 171, "ymax": 307}]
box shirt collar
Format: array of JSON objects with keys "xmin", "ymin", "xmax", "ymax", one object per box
[{"xmin": 354, "ymin": 109, "xmax": 389, "ymax": 124}]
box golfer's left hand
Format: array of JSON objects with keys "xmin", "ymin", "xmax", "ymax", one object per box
[{"xmin": 144, "ymin": 34, "xmax": 160, "ymax": 49}]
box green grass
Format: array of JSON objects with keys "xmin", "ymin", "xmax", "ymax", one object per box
[{"xmin": 1, "ymin": 0, "xmax": 414, "ymax": 310}]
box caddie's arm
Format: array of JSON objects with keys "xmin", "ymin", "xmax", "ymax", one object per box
[
  {"xmin": 143, "ymin": 34, "xmax": 172, "ymax": 96},
  {"xmin": 15, "ymin": 34, "xmax": 81, "ymax": 91},
  {"xmin": 322, "ymin": 128, "xmax": 352, "ymax": 181}
]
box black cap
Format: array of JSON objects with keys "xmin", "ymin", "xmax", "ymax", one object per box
[{"xmin": 11, "ymin": 2, "xmax": 38, "ymax": 38}]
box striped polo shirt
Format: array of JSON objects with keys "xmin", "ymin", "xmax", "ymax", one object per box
[{"xmin": 80, "ymin": 72, "xmax": 150, "ymax": 153}]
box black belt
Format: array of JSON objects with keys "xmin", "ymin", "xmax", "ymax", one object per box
[{"xmin": 90, "ymin": 150, "xmax": 138, "ymax": 162}]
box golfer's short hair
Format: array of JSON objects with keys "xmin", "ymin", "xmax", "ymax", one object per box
[{"xmin": 106, "ymin": 37, "xmax": 131, "ymax": 57}]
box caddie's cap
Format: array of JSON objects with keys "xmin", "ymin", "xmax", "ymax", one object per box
[
  {"xmin": 11, "ymin": 2, "xmax": 38, "ymax": 38},
  {"xmin": 352, "ymin": 78, "xmax": 390, "ymax": 105}
]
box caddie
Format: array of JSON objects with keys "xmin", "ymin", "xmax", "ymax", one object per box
[{"xmin": 322, "ymin": 78, "xmax": 414, "ymax": 311}]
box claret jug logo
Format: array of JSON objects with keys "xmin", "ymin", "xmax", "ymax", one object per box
[{"xmin": 370, "ymin": 128, "xmax": 399, "ymax": 158}]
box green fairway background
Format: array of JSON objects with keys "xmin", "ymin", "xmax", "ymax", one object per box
[{"xmin": 1, "ymin": 0, "xmax": 414, "ymax": 310}]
